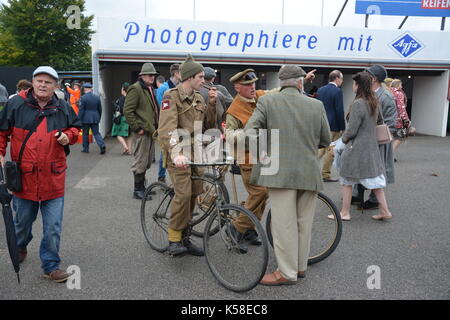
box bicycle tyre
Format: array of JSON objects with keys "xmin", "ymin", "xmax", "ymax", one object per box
[
  {"xmin": 191, "ymin": 173, "xmax": 230, "ymax": 238},
  {"xmin": 204, "ymin": 203, "xmax": 269, "ymax": 292},
  {"xmin": 140, "ymin": 182, "xmax": 174, "ymax": 252},
  {"xmin": 265, "ymin": 192, "xmax": 342, "ymax": 265}
]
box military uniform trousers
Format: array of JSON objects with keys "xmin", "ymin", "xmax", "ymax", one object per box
[
  {"xmin": 167, "ymin": 161, "xmax": 204, "ymax": 233},
  {"xmin": 131, "ymin": 132, "xmax": 155, "ymax": 175},
  {"xmin": 233, "ymin": 163, "xmax": 269, "ymax": 234},
  {"xmin": 269, "ymin": 188, "xmax": 317, "ymax": 281},
  {"xmin": 318, "ymin": 131, "xmax": 342, "ymax": 179}
]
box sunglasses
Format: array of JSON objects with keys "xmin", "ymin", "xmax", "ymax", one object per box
[{"xmin": 241, "ymin": 72, "xmax": 257, "ymax": 82}]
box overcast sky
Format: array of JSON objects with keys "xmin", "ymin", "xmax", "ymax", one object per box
[{"xmin": 0, "ymin": 0, "xmax": 448, "ymax": 31}]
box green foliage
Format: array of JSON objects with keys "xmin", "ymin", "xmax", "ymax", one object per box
[{"xmin": 0, "ymin": 0, "xmax": 94, "ymax": 70}]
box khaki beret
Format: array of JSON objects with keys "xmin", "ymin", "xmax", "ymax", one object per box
[
  {"xmin": 278, "ymin": 65, "xmax": 307, "ymax": 80},
  {"xmin": 229, "ymin": 69, "xmax": 258, "ymax": 84}
]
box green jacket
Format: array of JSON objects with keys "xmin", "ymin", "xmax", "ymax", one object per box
[
  {"xmin": 245, "ymin": 87, "xmax": 331, "ymax": 191},
  {"xmin": 123, "ymin": 80, "xmax": 158, "ymax": 136}
]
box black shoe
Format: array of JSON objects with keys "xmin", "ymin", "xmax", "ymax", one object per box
[
  {"xmin": 100, "ymin": 147, "xmax": 106, "ymax": 154},
  {"xmin": 358, "ymin": 200, "xmax": 379, "ymax": 210},
  {"xmin": 243, "ymin": 229, "xmax": 262, "ymax": 246},
  {"xmin": 158, "ymin": 177, "xmax": 166, "ymax": 183},
  {"xmin": 225, "ymin": 224, "xmax": 248, "ymax": 254},
  {"xmin": 351, "ymin": 196, "xmax": 361, "ymax": 205},
  {"xmin": 323, "ymin": 177, "xmax": 339, "ymax": 182},
  {"xmin": 133, "ymin": 190, "xmax": 151, "ymax": 200},
  {"xmin": 168, "ymin": 241, "xmax": 188, "ymax": 256},
  {"xmin": 182, "ymin": 238, "xmax": 204, "ymax": 256}
]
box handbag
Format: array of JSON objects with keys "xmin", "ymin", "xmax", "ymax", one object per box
[
  {"xmin": 376, "ymin": 108, "xmax": 393, "ymax": 145},
  {"xmin": 112, "ymin": 99, "xmax": 122, "ymax": 125},
  {"xmin": 5, "ymin": 116, "xmax": 44, "ymax": 192}
]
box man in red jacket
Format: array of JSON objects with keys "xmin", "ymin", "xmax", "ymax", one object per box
[{"xmin": 0, "ymin": 66, "xmax": 81, "ymax": 283}]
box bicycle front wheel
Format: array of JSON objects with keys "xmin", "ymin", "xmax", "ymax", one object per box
[
  {"xmin": 266, "ymin": 192, "xmax": 342, "ymax": 265},
  {"xmin": 204, "ymin": 204, "xmax": 268, "ymax": 292},
  {"xmin": 140, "ymin": 182, "xmax": 174, "ymax": 252}
]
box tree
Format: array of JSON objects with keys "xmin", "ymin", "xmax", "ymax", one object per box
[{"xmin": 0, "ymin": 0, "xmax": 94, "ymax": 70}]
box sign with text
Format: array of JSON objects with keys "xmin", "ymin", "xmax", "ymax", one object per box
[
  {"xmin": 355, "ymin": 0, "xmax": 450, "ymax": 17},
  {"xmin": 94, "ymin": 17, "xmax": 450, "ymax": 65}
]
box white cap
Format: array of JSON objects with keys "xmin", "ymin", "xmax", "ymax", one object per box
[{"xmin": 33, "ymin": 66, "xmax": 59, "ymax": 81}]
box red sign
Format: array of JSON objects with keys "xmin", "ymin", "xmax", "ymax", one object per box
[{"xmin": 422, "ymin": 0, "xmax": 450, "ymax": 9}]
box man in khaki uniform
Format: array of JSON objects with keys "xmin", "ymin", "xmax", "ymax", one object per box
[
  {"xmin": 157, "ymin": 54, "xmax": 217, "ymax": 256},
  {"xmin": 225, "ymin": 69, "xmax": 269, "ymax": 253}
]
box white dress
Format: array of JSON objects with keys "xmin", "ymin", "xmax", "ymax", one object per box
[{"xmin": 332, "ymin": 138, "xmax": 386, "ymax": 189}]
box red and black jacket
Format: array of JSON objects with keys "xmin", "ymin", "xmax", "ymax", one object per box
[{"xmin": 0, "ymin": 89, "xmax": 81, "ymax": 201}]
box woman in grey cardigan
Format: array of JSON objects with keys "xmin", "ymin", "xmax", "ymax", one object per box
[{"xmin": 337, "ymin": 72, "xmax": 392, "ymax": 221}]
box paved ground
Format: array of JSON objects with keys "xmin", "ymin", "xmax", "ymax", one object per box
[{"xmin": 1, "ymin": 135, "xmax": 449, "ymax": 300}]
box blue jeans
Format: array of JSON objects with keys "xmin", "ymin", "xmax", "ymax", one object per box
[
  {"xmin": 82, "ymin": 123, "xmax": 105, "ymax": 152},
  {"xmin": 158, "ymin": 152, "xmax": 166, "ymax": 179},
  {"xmin": 13, "ymin": 196, "xmax": 65, "ymax": 274}
]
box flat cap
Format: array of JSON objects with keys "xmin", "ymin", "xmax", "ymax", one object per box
[
  {"xmin": 204, "ymin": 67, "xmax": 216, "ymax": 80},
  {"xmin": 33, "ymin": 66, "xmax": 59, "ymax": 81},
  {"xmin": 366, "ymin": 64, "xmax": 387, "ymax": 82},
  {"xmin": 278, "ymin": 65, "xmax": 306, "ymax": 80},
  {"xmin": 229, "ymin": 69, "xmax": 258, "ymax": 84}
]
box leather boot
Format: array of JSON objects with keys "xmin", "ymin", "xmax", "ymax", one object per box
[{"xmin": 133, "ymin": 173, "xmax": 147, "ymax": 200}]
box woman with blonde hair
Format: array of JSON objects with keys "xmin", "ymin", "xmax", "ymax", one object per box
[{"xmin": 334, "ymin": 71, "xmax": 393, "ymax": 221}]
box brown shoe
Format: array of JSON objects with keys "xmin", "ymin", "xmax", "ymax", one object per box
[
  {"xmin": 298, "ymin": 271, "xmax": 306, "ymax": 279},
  {"xmin": 43, "ymin": 269, "xmax": 71, "ymax": 283},
  {"xmin": 260, "ymin": 271, "xmax": 297, "ymax": 286},
  {"xmin": 18, "ymin": 247, "xmax": 27, "ymax": 264}
]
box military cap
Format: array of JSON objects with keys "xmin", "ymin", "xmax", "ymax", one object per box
[
  {"xmin": 278, "ymin": 65, "xmax": 307, "ymax": 80},
  {"xmin": 180, "ymin": 54, "xmax": 204, "ymax": 82},
  {"xmin": 139, "ymin": 62, "xmax": 158, "ymax": 76},
  {"xmin": 229, "ymin": 69, "xmax": 258, "ymax": 84},
  {"xmin": 365, "ymin": 64, "xmax": 387, "ymax": 82}
]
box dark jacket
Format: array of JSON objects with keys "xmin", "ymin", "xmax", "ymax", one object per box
[
  {"xmin": 316, "ymin": 83, "xmax": 345, "ymax": 132},
  {"xmin": 0, "ymin": 89, "xmax": 81, "ymax": 201},
  {"xmin": 78, "ymin": 91, "xmax": 102, "ymax": 124},
  {"xmin": 124, "ymin": 79, "xmax": 158, "ymax": 136}
]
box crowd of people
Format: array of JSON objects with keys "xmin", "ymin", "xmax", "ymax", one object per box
[{"xmin": 0, "ymin": 56, "xmax": 414, "ymax": 286}]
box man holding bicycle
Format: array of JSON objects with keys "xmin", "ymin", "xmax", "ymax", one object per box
[
  {"xmin": 157, "ymin": 54, "xmax": 217, "ymax": 257},
  {"xmin": 246, "ymin": 65, "xmax": 331, "ymax": 285}
]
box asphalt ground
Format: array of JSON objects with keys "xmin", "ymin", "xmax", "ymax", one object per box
[{"xmin": 0, "ymin": 135, "xmax": 449, "ymax": 300}]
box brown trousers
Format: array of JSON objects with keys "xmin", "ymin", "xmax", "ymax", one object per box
[
  {"xmin": 233, "ymin": 164, "xmax": 269, "ymax": 234},
  {"xmin": 167, "ymin": 162, "xmax": 204, "ymax": 231},
  {"xmin": 318, "ymin": 131, "xmax": 342, "ymax": 179}
]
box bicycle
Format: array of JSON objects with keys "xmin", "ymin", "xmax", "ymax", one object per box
[
  {"xmin": 223, "ymin": 165, "xmax": 342, "ymax": 265},
  {"xmin": 140, "ymin": 163, "xmax": 269, "ymax": 293}
]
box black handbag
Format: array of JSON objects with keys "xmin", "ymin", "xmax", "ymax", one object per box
[{"xmin": 5, "ymin": 116, "xmax": 44, "ymax": 193}]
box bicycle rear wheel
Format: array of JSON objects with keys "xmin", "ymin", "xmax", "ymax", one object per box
[
  {"xmin": 140, "ymin": 182, "xmax": 174, "ymax": 252},
  {"xmin": 266, "ymin": 192, "xmax": 342, "ymax": 265},
  {"xmin": 191, "ymin": 174, "xmax": 229, "ymax": 238},
  {"xmin": 204, "ymin": 204, "xmax": 268, "ymax": 292}
]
